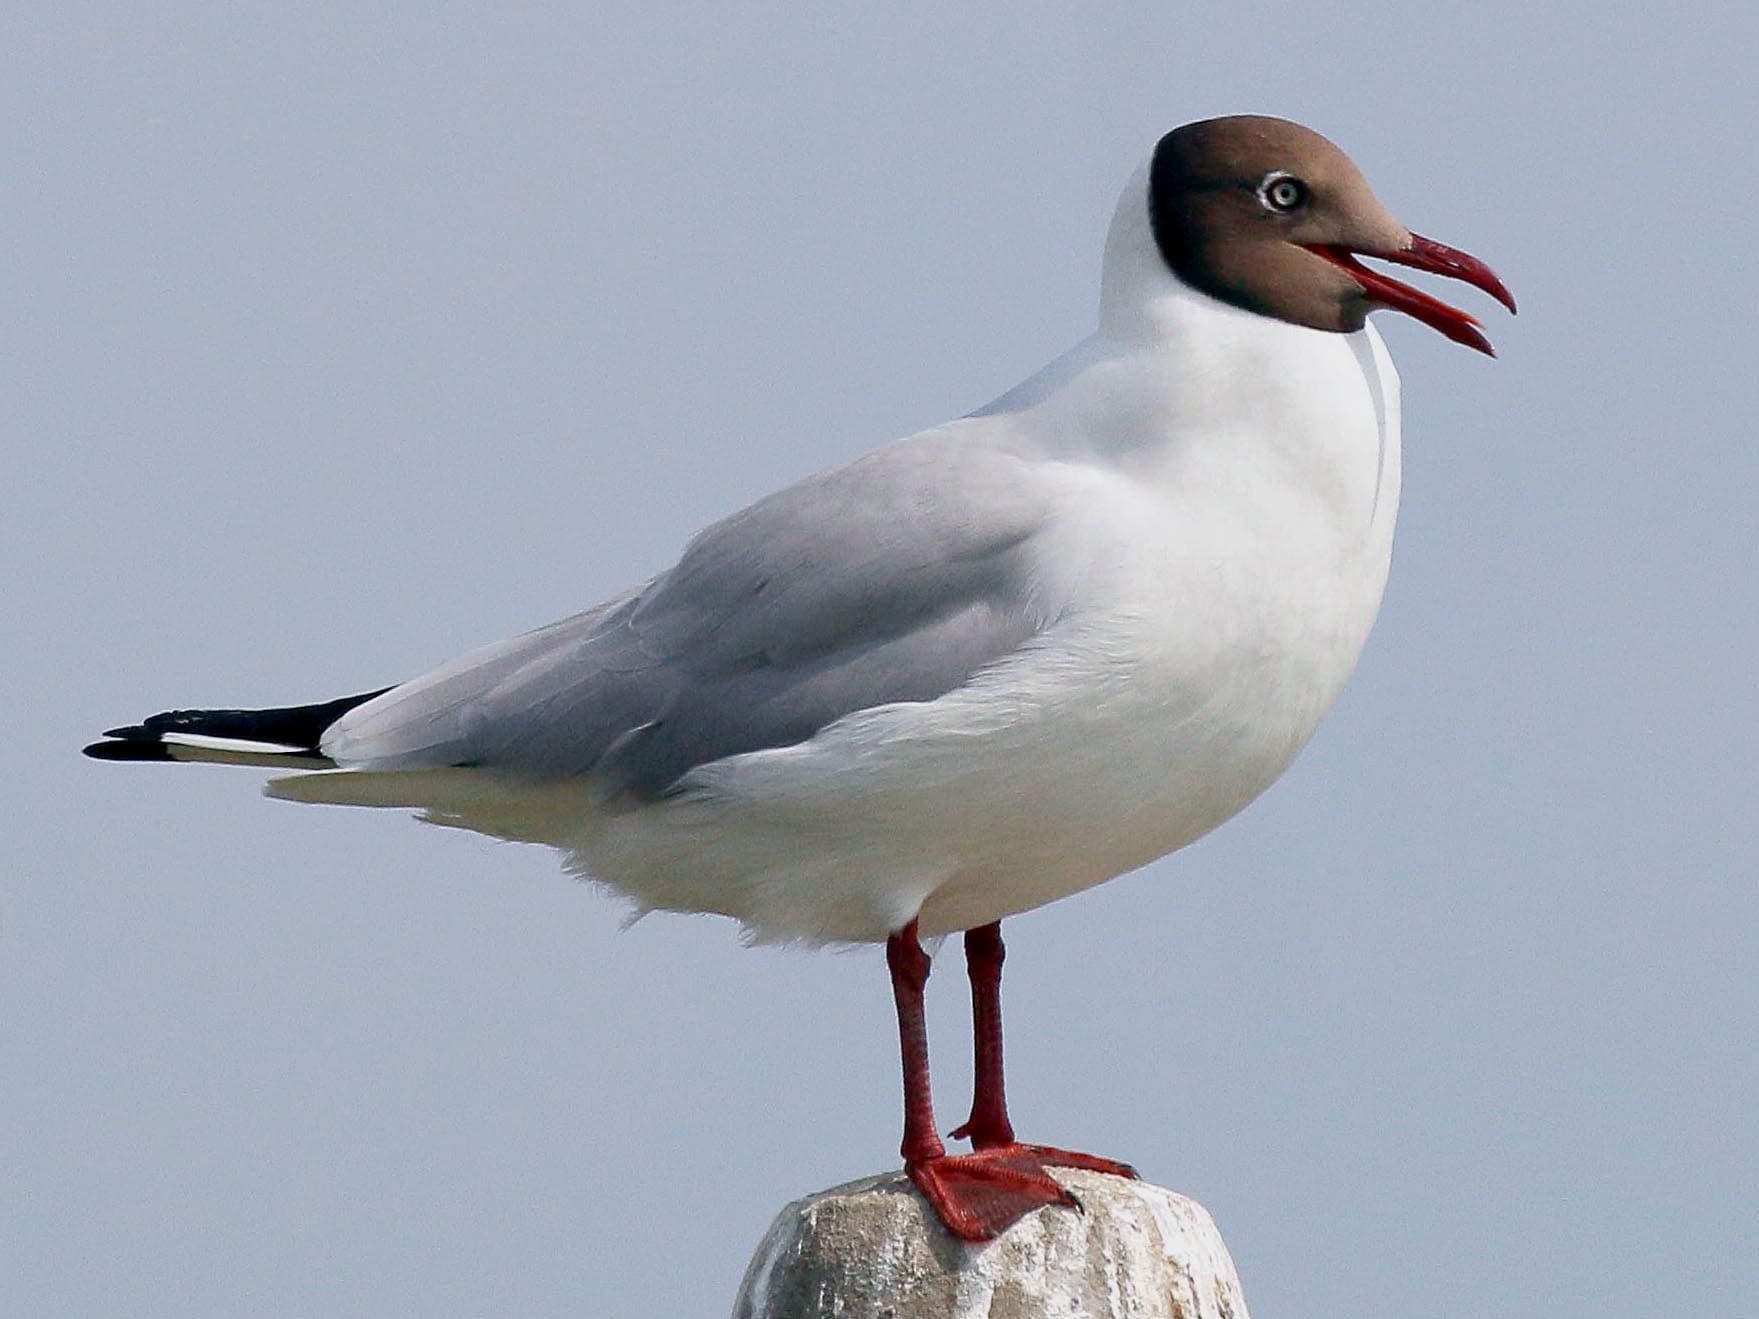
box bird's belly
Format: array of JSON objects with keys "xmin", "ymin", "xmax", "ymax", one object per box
[{"xmin": 917, "ymin": 596, "xmax": 1382, "ymax": 933}]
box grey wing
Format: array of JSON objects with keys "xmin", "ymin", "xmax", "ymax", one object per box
[{"xmin": 324, "ymin": 432, "xmax": 1057, "ymax": 800}]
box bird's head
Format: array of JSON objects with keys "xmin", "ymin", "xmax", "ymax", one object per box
[{"xmin": 1144, "ymin": 115, "xmax": 1516, "ymax": 355}]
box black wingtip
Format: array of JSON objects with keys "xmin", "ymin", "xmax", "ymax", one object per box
[
  {"xmin": 84, "ymin": 739, "xmax": 176, "ymax": 762},
  {"xmin": 84, "ymin": 687, "xmax": 395, "ymax": 766}
]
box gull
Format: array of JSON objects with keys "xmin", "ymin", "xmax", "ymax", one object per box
[{"xmin": 87, "ymin": 115, "xmax": 1514, "ymax": 1241}]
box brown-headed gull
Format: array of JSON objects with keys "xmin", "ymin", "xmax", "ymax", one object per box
[{"xmin": 88, "ymin": 115, "xmax": 1514, "ymax": 1240}]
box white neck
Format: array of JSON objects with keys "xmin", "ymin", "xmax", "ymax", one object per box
[{"xmin": 1097, "ymin": 160, "xmax": 1188, "ymax": 340}]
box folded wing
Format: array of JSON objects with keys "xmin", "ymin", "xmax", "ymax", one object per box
[{"xmin": 323, "ymin": 431, "xmax": 1058, "ymax": 802}]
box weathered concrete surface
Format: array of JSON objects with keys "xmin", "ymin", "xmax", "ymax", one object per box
[{"xmin": 732, "ymin": 1168, "xmax": 1251, "ymax": 1319}]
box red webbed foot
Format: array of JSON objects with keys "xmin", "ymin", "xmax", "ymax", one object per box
[
  {"xmin": 1000, "ymin": 1142, "xmax": 1138, "ymax": 1181},
  {"xmin": 905, "ymin": 1143, "xmax": 1137, "ymax": 1241},
  {"xmin": 906, "ymin": 1148, "xmax": 1076, "ymax": 1241}
]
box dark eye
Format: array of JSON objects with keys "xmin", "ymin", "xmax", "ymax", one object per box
[{"xmin": 1259, "ymin": 173, "xmax": 1307, "ymax": 213}]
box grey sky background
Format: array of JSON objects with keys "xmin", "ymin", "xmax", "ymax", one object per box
[{"xmin": 6, "ymin": 5, "xmax": 1754, "ymax": 1316}]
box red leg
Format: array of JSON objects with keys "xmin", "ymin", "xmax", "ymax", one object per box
[
  {"xmin": 951, "ymin": 922, "xmax": 1139, "ymax": 1182},
  {"xmin": 950, "ymin": 922, "xmax": 1015, "ymax": 1147},
  {"xmin": 887, "ymin": 920, "xmax": 1075, "ymax": 1240},
  {"xmin": 886, "ymin": 918, "xmax": 945, "ymax": 1167}
]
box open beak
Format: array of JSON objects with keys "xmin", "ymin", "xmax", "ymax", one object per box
[{"xmin": 1306, "ymin": 233, "xmax": 1517, "ymax": 357}]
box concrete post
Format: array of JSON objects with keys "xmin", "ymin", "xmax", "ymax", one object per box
[{"xmin": 732, "ymin": 1168, "xmax": 1251, "ymax": 1318}]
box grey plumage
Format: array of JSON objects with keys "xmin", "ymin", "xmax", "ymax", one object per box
[{"xmin": 325, "ymin": 432, "xmax": 1058, "ymax": 800}]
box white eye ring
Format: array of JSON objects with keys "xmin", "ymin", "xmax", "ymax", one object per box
[{"xmin": 1259, "ymin": 172, "xmax": 1306, "ymax": 213}]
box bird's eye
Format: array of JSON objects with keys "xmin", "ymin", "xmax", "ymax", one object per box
[{"xmin": 1259, "ymin": 173, "xmax": 1307, "ymax": 213}]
